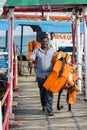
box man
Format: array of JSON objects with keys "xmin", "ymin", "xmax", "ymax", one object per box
[
  {"xmin": 49, "ymin": 32, "xmax": 58, "ymax": 52},
  {"xmin": 29, "ymin": 35, "xmax": 55, "ymax": 116}
]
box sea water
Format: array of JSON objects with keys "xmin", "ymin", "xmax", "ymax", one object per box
[
  {"xmin": 0, "ymin": 35, "xmax": 36, "ymax": 56},
  {"xmin": 14, "ymin": 35, "xmax": 36, "ymax": 56},
  {"xmin": 0, "ymin": 35, "xmax": 36, "ymax": 72}
]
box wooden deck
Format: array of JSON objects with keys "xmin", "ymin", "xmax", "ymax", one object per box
[{"xmin": 10, "ymin": 75, "xmax": 87, "ymax": 130}]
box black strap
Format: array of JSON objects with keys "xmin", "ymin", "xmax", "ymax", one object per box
[
  {"xmin": 59, "ymin": 53, "xmax": 68, "ymax": 77},
  {"xmin": 32, "ymin": 40, "xmax": 35, "ymax": 51}
]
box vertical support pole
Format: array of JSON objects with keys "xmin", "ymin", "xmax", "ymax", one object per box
[
  {"xmin": 83, "ymin": 6, "xmax": 87, "ymax": 100},
  {"xmin": 72, "ymin": 21, "xmax": 76, "ymax": 64},
  {"xmin": 47, "ymin": 12, "xmax": 50, "ymax": 21},
  {"xmin": 76, "ymin": 11, "xmax": 82, "ymax": 91},
  {"xmin": 20, "ymin": 25, "xmax": 23, "ymax": 56},
  {"xmin": 8, "ymin": 7, "xmax": 14, "ymax": 114},
  {"xmin": 47, "ymin": 6, "xmax": 51, "ymax": 41},
  {"xmin": 0, "ymin": 101, "xmax": 2, "ymax": 130},
  {"xmin": 46, "ymin": 13, "xmax": 50, "ymax": 43},
  {"xmin": 6, "ymin": 84, "xmax": 10, "ymax": 130},
  {"xmin": 5, "ymin": 30, "xmax": 8, "ymax": 49},
  {"xmin": 13, "ymin": 45, "xmax": 17, "ymax": 89}
]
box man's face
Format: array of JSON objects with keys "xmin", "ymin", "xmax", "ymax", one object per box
[{"xmin": 41, "ymin": 38, "xmax": 48, "ymax": 49}]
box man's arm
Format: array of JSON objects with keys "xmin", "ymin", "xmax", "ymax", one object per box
[{"xmin": 29, "ymin": 48, "xmax": 37, "ymax": 65}]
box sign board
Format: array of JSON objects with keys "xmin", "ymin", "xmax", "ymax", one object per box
[{"xmin": 52, "ymin": 33, "xmax": 83, "ymax": 55}]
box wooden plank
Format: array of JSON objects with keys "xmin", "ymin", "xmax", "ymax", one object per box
[{"xmin": 10, "ymin": 75, "xmax": 87, "ymax": 130}]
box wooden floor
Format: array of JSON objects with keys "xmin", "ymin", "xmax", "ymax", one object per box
[{"xmin": 10, "ymin": 75, "xmax": 87, "ymax": 130}]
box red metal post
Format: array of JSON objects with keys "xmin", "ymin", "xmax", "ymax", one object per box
[
  {"xmin": 72, "ymin": 22, "xmax": 76, "ymax": 64},
  {"xmin": 13, "ymin": 57, "xmax": 17, "ymax": 89}
]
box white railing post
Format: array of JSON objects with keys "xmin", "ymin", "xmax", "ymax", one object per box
[
  {"xmin": 83, "ymin": 6, "xmax": 87, "ymax": 100},
  {"xmin": 0, "ymin": 101, "xmax": 2, "ymax": 130},
  {"xmin": 76, "ymin": 10, "xmax": 82, "ymax": 92},
  {"xmin": 8, "ymin": 7, "xmax": 14, "ymax": 113}
]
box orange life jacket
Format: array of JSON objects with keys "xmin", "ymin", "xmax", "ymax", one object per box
[
  {"xmin": 26, "ymin": 40, "xmax": 40, "ymax": 60},
  {"xmin": 43, "ymin": 51, "xmax": 80, "ymax": 94},
  {"xmin": 67, "ymin": 89, "xmax": 76, "ymax": 105},
  {"xmin": 52, "ymin": 51, "xmax": 71, "ymax": 64}
]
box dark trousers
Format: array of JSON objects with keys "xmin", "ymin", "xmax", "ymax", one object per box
[{"xmin": 37, "ymin": 77, "xmax": 53, "ymax": 113}]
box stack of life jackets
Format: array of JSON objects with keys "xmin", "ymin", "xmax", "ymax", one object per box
[
  {"xmin": 43, "ymin": 51, "xmax": 80, "ymax": 105},
  {"xmin": 26, "ymin": 40, "xmax": 40, "ymax": 60}
]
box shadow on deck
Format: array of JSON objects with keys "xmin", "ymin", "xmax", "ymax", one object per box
[{"xmin": 10, "ymin": 75, "xmax": 87, "ymax": 130}]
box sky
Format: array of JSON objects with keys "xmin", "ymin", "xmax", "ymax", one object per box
[
  {"xmin": 0, "ymin": 0, "xmax": 7, "ymax": 15},
  {"xmin": 14, "ymin": 26, "xmax": 36, "ymax": 36}
]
